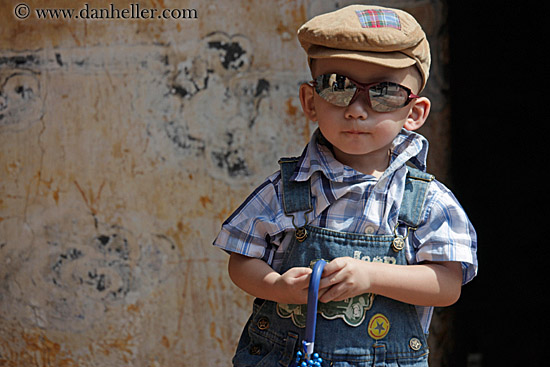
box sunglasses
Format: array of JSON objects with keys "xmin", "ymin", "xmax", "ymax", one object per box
[{"xmin": 311, "ymin": 73, "xmax": 419, "ymax": 112}]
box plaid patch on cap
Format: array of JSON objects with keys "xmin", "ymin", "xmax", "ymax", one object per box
[{"xmin": 356, "ymin": 9, "xmax": 402, "ymax": 29}]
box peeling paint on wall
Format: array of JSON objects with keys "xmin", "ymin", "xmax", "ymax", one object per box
[
  {"xmin": 0, "ymin": 69, "xmax": 44, "ymax": 130},
  {"xmin": 0, "ymin": 0, "xmax": 451, "ymax": 366}
]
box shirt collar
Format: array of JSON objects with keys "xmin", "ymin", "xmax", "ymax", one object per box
[{"xmin": 292, "ymin": 128, "xmax": 429, "ymax": 183}]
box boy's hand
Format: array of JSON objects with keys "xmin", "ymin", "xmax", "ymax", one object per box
[
  {"xmin": 273, "ymin": 267, "xmax": 312, "ymax": 304},
  {"xmin": 316, "ymin": 256, "xmax": 463, "ymax": 307},
  {"xmin": 228, "ymin": 253, "xmax": 314, "ymax": 304},
  {"xmin": 318, "ymin": 257, "xmax": 370, "ymax": 303},
  {"xmin": 229, "ymin": 252, "xmax": 462, "ymax": 307}
]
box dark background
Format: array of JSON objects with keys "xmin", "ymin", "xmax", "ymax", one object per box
[{"xmin": 448, "ymin": 1, "xmax": 543, "ymax": 366}]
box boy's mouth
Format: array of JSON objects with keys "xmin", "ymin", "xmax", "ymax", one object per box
[{"xmin": 343, "ymin": 130, "xmax": 367, "ymax": 135}]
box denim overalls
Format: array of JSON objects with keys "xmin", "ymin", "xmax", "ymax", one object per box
[{"xmin": 232, "ymin": 158, "xmax": 434, "ymax": 367}]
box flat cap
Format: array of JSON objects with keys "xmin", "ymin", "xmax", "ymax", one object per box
[{"xmin": 298, "ymin": 5, "xmax": 431, "ymax": 91}]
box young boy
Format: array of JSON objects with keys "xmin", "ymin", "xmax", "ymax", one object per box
[{"xmin": 213, "ymin": 5, "xmax": 477, "ymax": 366}]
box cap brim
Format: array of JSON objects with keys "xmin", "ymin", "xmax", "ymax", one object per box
[{"xmin": 307, "ymin": 46, "xmax": 416, "ymax": 69}]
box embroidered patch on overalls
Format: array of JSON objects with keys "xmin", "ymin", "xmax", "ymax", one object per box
[
  {"xmin": 356, "ymin": 9, "xmax": 402, "ymax": 29},
  {"xmin": 277, "ymin": 293, "xmax": 375, "ymax": 328},
  {"xmin": 277, "ymin": 303, "xmax": 307, "ymax": 328},
  {"xmin": 367, "ymin": 313, "xmax": 390, "ymax": 340},
  {"xmin": 318, "ymin": 293, "xmax": 375, "ymax": 327}
]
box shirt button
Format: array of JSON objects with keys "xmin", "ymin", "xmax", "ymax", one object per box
[{"xmin": 365, "ymin": 226, "xmax": 375, "ymax": 234}]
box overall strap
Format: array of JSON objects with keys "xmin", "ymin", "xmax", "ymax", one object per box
[
  {"xmin": 398, "ymin": 166, "xmax": 434, "ymax": 228},
  {"xmin": 278, "ymin": 157, "xmax": 312, "ymax": 214}
]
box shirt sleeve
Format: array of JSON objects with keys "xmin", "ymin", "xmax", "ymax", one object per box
[
  {"xmin": 411, "ymin": 180, "xmax": 478, "ymax": 285},
  {"xmin": 212, "ymin": 172, "xmax": 288, "ymax": 263}
]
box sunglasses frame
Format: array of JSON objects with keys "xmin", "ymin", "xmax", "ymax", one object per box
[{"xmin": 310, "ymin": 73, "xmax": 419, "ymax": 112}]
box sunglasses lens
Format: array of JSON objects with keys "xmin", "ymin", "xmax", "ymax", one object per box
[
  {"xmin": 314, "ymin": 75, "xmax": 414, "ymax": 112},
  {"xmin": 368, "ymin": 83, "xmax": 410, "ymax": 112},
  {"xmin": 314, "ymin": 74, "xmax": 356, "ymax": 107}
]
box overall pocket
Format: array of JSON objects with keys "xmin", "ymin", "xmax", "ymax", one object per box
[{"xmin": 232, "ymin": 330, "xmax": 298, "ymax": 367}]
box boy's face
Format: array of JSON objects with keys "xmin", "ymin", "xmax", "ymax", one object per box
[{"xmin": 301, "ymin": 58, "xmax": 426, "ymax": 172}]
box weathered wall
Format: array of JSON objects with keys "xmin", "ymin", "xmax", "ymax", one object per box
[{"xmin": 0, "ymin": 0, "xmax": 452, "ymax": 366}]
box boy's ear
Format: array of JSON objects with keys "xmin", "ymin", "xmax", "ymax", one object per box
[
  {"xmin": 299, "ymin": 83, "xmax": 318, "ymax": 122},
  {"xmin": 403, "ymin": 97, "xmax": 431, "ymax": 131}
]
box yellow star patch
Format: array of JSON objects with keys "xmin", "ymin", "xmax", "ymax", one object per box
[{"xmin": 367, "ymin": 313, "xmax": 390, "ymax": 340}]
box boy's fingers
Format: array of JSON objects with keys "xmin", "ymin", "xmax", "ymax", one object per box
[
  {"xmin": 317, "ymin": 287, "xmax": 330, "ymax": 300},
  {"xmin": 318, "ymin": 274, "xmax": 338, "ymax": 289},
  {"xmin": 319, "ymin": 284, "xmax": 345, "ymax": 303},
  {"xmin": 321, "ymin": 257, "xmax": 348, "ymax": 275},
  {"xmin": 285, "ymin": 267, "xmax": 312, "ymax": 277},
  {"xmin": 286, "ymin": 267, "xmax": 312, "ymax": 289}
]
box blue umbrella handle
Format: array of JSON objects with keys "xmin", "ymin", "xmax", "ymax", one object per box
[{"xmin": 303, "ymin": 259, "xmax": 327, "ymax": 357}]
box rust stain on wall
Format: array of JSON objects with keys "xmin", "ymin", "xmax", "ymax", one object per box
[
  {"xmin": 73, "ymin": 180, "xmax": 105, "ymax": 217},
  {"xmin": 0, "ymin": 329, "xmax": 78, "ymax": 367}
]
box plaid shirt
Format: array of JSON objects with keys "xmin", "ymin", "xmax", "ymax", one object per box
[{"xmin": 214, "ymin": 128, "xmax": 478, "ymax": 333}]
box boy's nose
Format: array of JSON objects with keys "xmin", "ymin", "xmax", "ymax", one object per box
[{"xmin": 344, "ymin": 93, "xmax": 369, "ymax": 120}]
